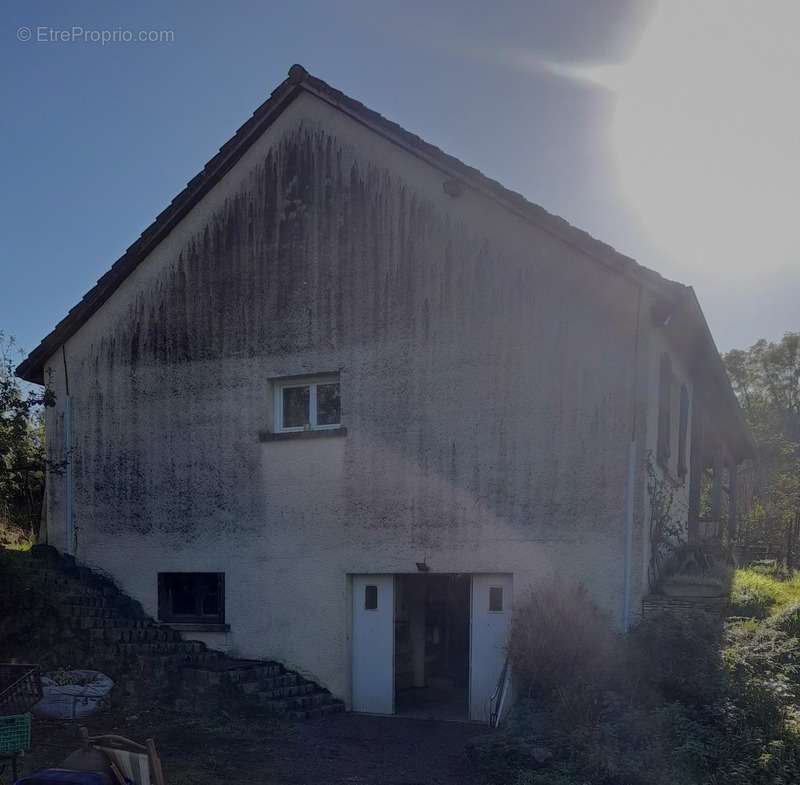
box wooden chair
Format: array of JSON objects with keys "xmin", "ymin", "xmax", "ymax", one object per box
[{"xmin": 78, "ymin": 727, "xmax": 166, "ymax": 785}]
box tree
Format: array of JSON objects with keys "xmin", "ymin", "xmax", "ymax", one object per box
[
  {"xmin": 0, "ymin": 333, "xmax": 52, "ymax": 545},
  {"xmin": 723, "ymin": 333, "xmax": 800, "ymax": 565}
]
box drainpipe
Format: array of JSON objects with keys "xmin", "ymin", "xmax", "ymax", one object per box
[
  {"xmin": 62, "ymin": 345, "xmax": 74, "ymax": 555},
  {"xmin": 622, "ymin": 439, "xmax": 635, "ymax": 631},
  {"xmin": 622, "ymin": 284, "xmax": 644, "ymax": 632}
]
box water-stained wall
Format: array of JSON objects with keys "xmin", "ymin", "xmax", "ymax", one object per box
[{"xmin": 43, "ymin": 92, "xmax": 646, "ymax": 699}]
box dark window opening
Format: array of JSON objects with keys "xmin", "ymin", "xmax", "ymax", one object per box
[
  {"xmin": 282, "ymin": 385, "xmax": 310, "ymax": 429},
  {"xmin": 365, "ymin": 585, "xmax": 378, "ymax": 610},
  {"xmin": 316, "ymin": 382, "xmax": 341, "ymax": 426},
  {"xmin": 657, "ymin": 353, "xmax": 673, "ymax": 469},
  {"xmin": 158, "ymin": 572, "xmax": 225, "ymax": 624},
  {"xmin": 677, "ymin": 385, "xmax": 690, "ymax": 480},
  {"xmin": 489, "ymin": 586, "xmax": 504, "ymax": 612}
]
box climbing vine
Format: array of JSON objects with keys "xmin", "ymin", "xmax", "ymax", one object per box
[{"xmin": 646, "ymin": 451, "xmax": 686, "ymax": 588}]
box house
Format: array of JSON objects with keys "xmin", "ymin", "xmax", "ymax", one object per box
[{"xmin": 17, "ymin": 65, "xmax": 754, "ymax": 721}]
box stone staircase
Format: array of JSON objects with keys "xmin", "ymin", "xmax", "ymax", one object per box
[{"xmin": 15, "ymin": 547, "xmax": 345, "ymax": 721}]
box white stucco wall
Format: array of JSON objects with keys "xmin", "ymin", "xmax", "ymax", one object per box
[{"xmin": 42, "ymin": 90, "xmax": 651, "ymax": 702}]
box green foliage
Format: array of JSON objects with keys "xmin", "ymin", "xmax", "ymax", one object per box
[
  {"xmin": 730, "ymin": 570, "xmax": 782, "ymax": 618},
  {"xmin": 723, "ymin": 333, "xmax": 800, "ymax": 566},
  {"xmin": 768, "ymin": 603, "xmax": 800, "ymax": 639},
  {"xmin": 0, "ymin": 333, "xmax": 51, "ymax": 544},
  {"xmin": 748, "ymin": 559, "xmax": 795, "ymax": 581},
  {"xmin": 625, "ymin": 609, "xmax": 725, "ymax": 708},
  {"xmin": 730, "ymin": 568, "xmax": 800, "ymax": 618},
  {"xmin": 476, "ymin": 577, "xmax": 800, "ymax": 785}
]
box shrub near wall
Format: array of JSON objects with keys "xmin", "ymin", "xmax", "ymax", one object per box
[
  {"xmin": 473, "ymin": 578, "xmax": 800, "ymax": 785},
  {"xmin": 507, "ymin": 581, "xmax": 620, "ymax": 699}
]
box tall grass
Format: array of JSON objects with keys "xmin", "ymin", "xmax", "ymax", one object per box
[{"xmin": 730, "ymin": 568, "xmax": 800, "ymax": 618}]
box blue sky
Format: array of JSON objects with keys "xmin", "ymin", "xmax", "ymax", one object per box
[{"xmin": 2, "ymin": 0, "xmax": 797, "ymax": 364}]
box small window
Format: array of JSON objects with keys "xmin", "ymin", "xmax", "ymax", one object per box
[
  {"xmin": 489, "ymin": 586, "xmax": 504, "ymax": 612},
  {"xmin": 677, "ymin": 385, "xmax": 690, "ymax": 480},
  {"xmin": 158, "ymin": 572, "xmax": 225, "ymax": 624},
  {"xmin": 274, "ymin": 375, "xmax": 341, "ymax": 432},
  {"xmin": 364, "ymin": 585, "xmax": 378, "ymax": 610},
  {"xmin": 656, "ymin": 353, "xmax": 672, "ymax": 469}
]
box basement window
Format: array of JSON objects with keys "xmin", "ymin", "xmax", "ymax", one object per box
[
  {"xmin": 273, "ymin": 374, "xmax": 341, "ymax": 432},
  {"xmin": 158, "ymin": 572, "xmax": 225, "ymax": 625}
]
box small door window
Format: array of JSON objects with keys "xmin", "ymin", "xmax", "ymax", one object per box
[
  {"xmin": 489, "ymin": 586, "xmax": 503, "ymax": 612},
  {"xmin": 365, "ymin": 585, "xmax": 378, "ymax": 610}
]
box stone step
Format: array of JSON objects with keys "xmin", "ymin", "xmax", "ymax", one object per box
[
  {"xmin": 100, "ymin": 627, "xmax": 181, "ymax": 643},
  {"xmin": 254, "ymin": 673, "xmax": 299, "ymax": 691},
  {"xmin": 229, "ymin": 663, "xmax": 286, "ymax": 682},
  {"xmin": 80, "ymin": 617, "xmax": 152, "ymax": 630},
  {"xmin": 63, "ymin": 604, "xmax": 123, "ymax": 619},
  {"xmin": 64, "ymin": 595, "xmax": 120, "ymax": 608},
  {"xmin": 20, "ymin": 552, "xmax": 341, "ymax": 722},
  {"xmin": 254, "ymin": 681, "xmax": 316, "ymax": 701},
  {"xmin": 180, "ymin": 660, "xmax": 285, "ymax": 685},
  {"xmin": 287, "ymin": 700, "xmax": 346, "ymax": 721},
  {"xmin": 115, "ymin": 640, "xmax": 206, "ymax": 657},
  {"xmin": 262, "ymin": 689, "xmax": 335, "ymax": 713},
  {"xmin": 186, "ymin": 660, "xmax": 284, "ymax": 679}
]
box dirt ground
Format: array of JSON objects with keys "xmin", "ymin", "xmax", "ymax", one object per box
[{"xmin": 14, "ymin": 707, "xmax": 493, "ymax": 785}]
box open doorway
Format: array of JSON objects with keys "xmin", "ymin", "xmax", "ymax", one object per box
[{"xmin": 394, "ymin": 574, "xmax": 470, "ymax": 720}]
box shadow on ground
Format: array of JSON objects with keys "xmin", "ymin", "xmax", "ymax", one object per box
[{"xmin": 18, "ymin": 708, "xmax": 492, "ymax": 785}]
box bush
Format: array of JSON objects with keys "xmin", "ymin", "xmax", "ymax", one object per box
[
  {"xmin": 476, "ymin": 576, "xmax": 800, "ymax": 785},
  {"xmin": 626, "ymin": 610, "xmax": 725, "ymax": 708},
  {"xmin": 507, "ymin": 581, "xmax": 621, "ymax": 699}
]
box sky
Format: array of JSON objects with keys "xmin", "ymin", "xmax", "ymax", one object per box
[{"xmin": 1, "ymin": 0, "xmax": 797, "ymax": 365}]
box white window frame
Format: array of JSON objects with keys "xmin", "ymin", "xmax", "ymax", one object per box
[{"xmin": 273, "ymin": 375, "xmax": 341, "ymax": 433}]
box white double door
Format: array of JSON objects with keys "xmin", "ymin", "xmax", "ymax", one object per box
[{"xmin": 350, "ymin": 573, "xmax": 513, "ymax": 720}]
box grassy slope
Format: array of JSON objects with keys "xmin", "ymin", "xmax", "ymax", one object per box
[{"xmin": 730, "ymin": 567, "xmax": 800, "ymax": 618}]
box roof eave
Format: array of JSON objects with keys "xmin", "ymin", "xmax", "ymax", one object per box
[{"xmin": 684, "ymin": 288, "xmax": 756, "ymax": 460}]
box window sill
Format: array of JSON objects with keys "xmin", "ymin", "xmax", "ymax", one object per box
[
  {"xmin": 258, "ymin": 427, "xmax": 347, "ymax": 442},
  {"xmin": 162, "ymin": 622, "xmax": 230, "ymax": 633}
]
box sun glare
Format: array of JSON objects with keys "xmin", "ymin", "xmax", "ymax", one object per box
[{"xmin": 559, "ymin": 1, "xmax": 800, "ymax": 283}]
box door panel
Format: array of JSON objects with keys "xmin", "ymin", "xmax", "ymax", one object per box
[
  {"xmin": 351, "ymin": 575, "xmax": 394, "ymax": 714},
  {"xmin": 470, "ymin": 573, "xmax": 513, "ymax": 721}
]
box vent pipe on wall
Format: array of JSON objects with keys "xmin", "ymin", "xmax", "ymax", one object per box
[
  {"xmin": 62, "ymin": 345, "xmax": 75, "ymax": 555},
  {"xmin": 622, "ymin": 283, "xmax": 644, "ymax": 632}
]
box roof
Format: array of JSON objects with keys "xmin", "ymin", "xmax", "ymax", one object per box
[{"xmin": 14, "ymin": 64, "xmax": 754, "ymax": 457}]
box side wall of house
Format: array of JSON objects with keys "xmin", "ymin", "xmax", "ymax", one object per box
[{"xmin": 43, "ymin": 91, "xmax": 646, "ymax": 700}]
